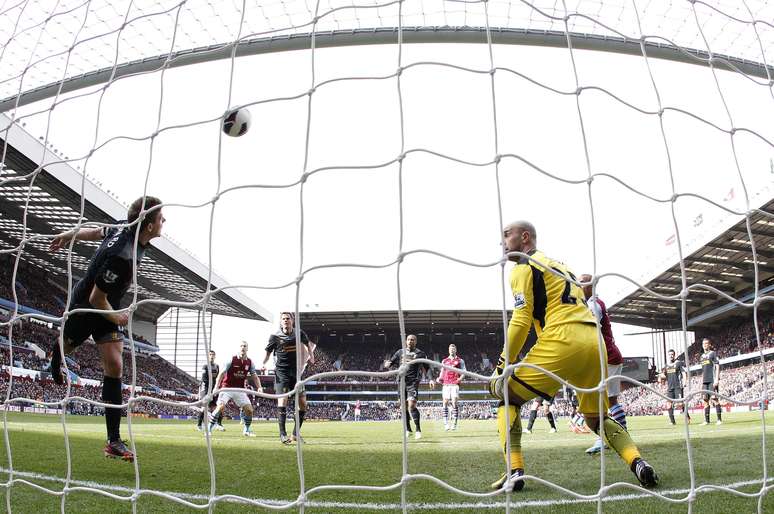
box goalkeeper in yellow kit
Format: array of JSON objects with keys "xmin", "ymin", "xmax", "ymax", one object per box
[{"xmin": 488, "ymin": 221, "xmax": 658, "ymax": 491}]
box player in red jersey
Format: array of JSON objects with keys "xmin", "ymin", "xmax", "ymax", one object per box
[
  {"xmin": 581, "ymin": 275, "xmax": 627, "ymax": 455},
  {"xmin": 209, "ymin": 341, "xmax": 263, "ymax": 436},
  {"xmin": 437, "ymin": 344, "xmax": 466, "ymax": 431},
  {"xmin": 354, "ymin": 399, "xmax": 362, "ymax": 422}
]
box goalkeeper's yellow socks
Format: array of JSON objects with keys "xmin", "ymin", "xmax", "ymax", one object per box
[
  {"xmin": 602, "ymin": 417, "xmax": 640, "ymax": 466},
  {"xmin": 496, "ymin": 405, "xmax": 524, "ymax": 470},
  {"xmin": 493, "ymin": 404, "xmax": 526, "ymax": 491}
]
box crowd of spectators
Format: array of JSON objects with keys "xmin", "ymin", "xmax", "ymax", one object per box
[
  {"xmin": 0, "ymin": 256, "xmax": 65, "ymax": 316},
  {"xmin": 619, "ymin": 360, "xmax": 774, "ymax": 416},
  {"xmin": 681, "ymin": 316, "xmax": 774, "ymax": 363},
  {"xmin": 0, "ymin": 373, "xmax": 197, "ymax": 417}
]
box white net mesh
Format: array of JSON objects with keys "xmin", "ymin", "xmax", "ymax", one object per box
[{"xmin": 1, "ymin": 0, "xmax": 773, "ymax": 511}]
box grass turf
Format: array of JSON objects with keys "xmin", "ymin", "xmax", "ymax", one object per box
[{"xmin": 0, "ymin": 411, "xmax": 771, "ymax": 513}]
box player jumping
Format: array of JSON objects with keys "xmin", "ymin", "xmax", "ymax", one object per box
[
  {"xmin": 264, "ymin": 312, "xmax": 315, "ymax": 445},
  {"xmin": 48, "ymin": 196, "xmax": 164, "ymax": 462},
  {"xmin": 488, "ymin": 220, "xmax": 658, "ymax": 491},
  {"xmin": 700, "ymin": 338, "xmax": 722, "ymax": 425},
  {"xmin": 209, "ymin": 341, "xmax": 263, "ymax": 436},
  {"xmin": 437, "ymin": 344, "xmax": 465, "ymax": 431},
  {"xmin": 384, "ymin": 334, "xmax": 435, "ymax": 440},
  {"xmin": 581, "ymin": 274, "xmax": 628, "ymax": 455}
]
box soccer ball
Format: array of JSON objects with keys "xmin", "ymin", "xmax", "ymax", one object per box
[{"xmin": 222, "ymin": 108, "xmax": 251, "ymax": 137}]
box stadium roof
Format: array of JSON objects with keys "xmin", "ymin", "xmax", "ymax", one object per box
[
  {"xmin": 1, "ymin": 1, "xmax": 773, "ymax": 112},
  {"xmin": 608, "ymin": 197, "xmax": 774, "ymax": 331},
  {"xmin": 299, "ymin": 310, "xmax": 507, "ymax": 334},
  {"xmin": 0, "ymin": 113, "xmax": 271, "ymax": 323}
]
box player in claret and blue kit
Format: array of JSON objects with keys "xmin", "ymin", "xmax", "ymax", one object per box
[
  {"xmin": 209, "ymin": 341, "xmax": 263, "ymax": 436},
  {"xmin": 48, "ymin": 196, "xmax": 164, "ymax": 462}
]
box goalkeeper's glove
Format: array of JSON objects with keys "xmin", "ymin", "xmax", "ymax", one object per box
[{"xmin": 488, "ymin": 364, "xmax": 506, "ymax": 400}]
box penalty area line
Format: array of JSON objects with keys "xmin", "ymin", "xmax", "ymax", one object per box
[{"xmin": 0, "ymin": 467, "xmax": 771, "ymax": 510}]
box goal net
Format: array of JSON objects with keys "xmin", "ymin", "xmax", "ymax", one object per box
[{"xmin": 1, "ymin": 0, "xmax": 773, "ymax": 511}]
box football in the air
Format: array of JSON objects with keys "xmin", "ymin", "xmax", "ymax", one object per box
[{"xmin": 222, "ymin": 108, "xmax": 251, "ymax": 137}]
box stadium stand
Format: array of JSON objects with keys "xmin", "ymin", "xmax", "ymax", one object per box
[{"xmin": 619, "ymin": 361, "xmax": 774, "ymax": 416}]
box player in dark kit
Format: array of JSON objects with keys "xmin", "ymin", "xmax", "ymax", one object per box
[
  {"xmin": 264, "ymin": 312, "xmax": 315, "ymax": 444},
  {"xmin": 662, "ymin": 349, "xmax": 690, "ymax": 425},
  {"xmin": 196, "ymin": 350, "xmax": 224, "ymax": 431},
  {"xmin": 48, "ymin": 196, "xmax": 165, "ymax": 462},
  {"xmin": 383, "ymin": 334, "xmax": 435, "ymax": 440},
  {"xmin": 700, "ymin": 338, "xmax": 722, "ymax": 425}
]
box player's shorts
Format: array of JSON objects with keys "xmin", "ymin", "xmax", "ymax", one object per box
[
  {"xmin": 702, "ymin": 382, "xmax": 719, "ymax": 402},
  {"xmin": 217, "ymin": 390, "xmax": 251, "ymax": 409},
  {"xmin": 62, "ymin": 309, "xmax": 122, "ymax": 346},
  {"xmin": 606, "ymin": 363, "xmax": 623, "ymax": 397},
  {"xmin": 442, "ymin": 384, "xmax": 460, "ymax": 401},
  {"xmin": 667, "ymin": 388, "xmax": 684, "ymax": 401},
  {"xmin": 274, "ymin": 369, "xmax": 302, "ymax": 395},
  {"xmin": 402, "ymin": 381, "xmax": 420, "ymax": 401},
  {"xmin": 498, "ymin": 322, "xmax": 609, "ymax": 416}
]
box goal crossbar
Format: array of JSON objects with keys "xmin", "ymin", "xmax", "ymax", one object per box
[{"xmin": 2, "ymin": 26, "xmax": 772, "ymax": 113}]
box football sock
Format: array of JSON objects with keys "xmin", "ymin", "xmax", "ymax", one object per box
[
  {"xmin": 216, "ymin": 410, "xmax": 224, "ymax": 425},
  {"xmin": 704, "ymin": 406, "xmax": 710, "ymax": 423},
  {"xmin": 278, "ymin": 406, "xmax": 288, "ymax": 437},
  {"xmin": 600, "ymin": 417, "xmax": 640, "ymax": 466},
  {"xmin": 453, "ymin": 405, "xmax": 459, "ymax": 427},
  {"xmin": 715, "ymin": 405, "xmax": 722, "ymax": 421},
  {"xmin": 609, "ymin": 403, "xmax": 627, "ymax": 430},
  {"xmin": 102, "ymin": 376, "xmax": 122, "ymax": 443},
  {"xmin": 668, "ymin": 406, "xmax": 675, "ymax": 424},
  {"xmin": 197, "ymin": 410, "xmax": 205, "ymax": 427},
  {"xmin": 546, "ymin": 412, "xmax": 556, "ymax": 430},
  {"xmin": 496, "ymin": 404, "xmax": 524, "ymax": 470},
  {"xmin": 526, "ymin": 410, "xmax": 537, "ymax": 431},
  {"xmin": 298, "ymin": 410, "xmax": 306, "ymax": 432},
  {"xmin": 243, "ymin": 410, "xmax": 252, "ymax": 430},
  {"xmin": 443, "ymin": 404, "xmax": 449, "ymax": 426},
  {"xmin": 404, "ymin": 407, "xmax": 413, "ymax": 431},
  {"xmin": 410, "ymin": 406, "xmax": 421, "ymax": 432}
]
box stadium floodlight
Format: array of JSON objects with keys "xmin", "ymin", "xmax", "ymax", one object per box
[{"xmin": 1, "ymin": 0, "xmax": 773, "ymax": 512}]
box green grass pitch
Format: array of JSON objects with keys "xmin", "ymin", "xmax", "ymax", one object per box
[{"xmin": 0, "ymin": 411, "xmax": 771, "ymax": 513}]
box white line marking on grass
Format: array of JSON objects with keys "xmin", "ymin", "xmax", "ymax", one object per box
[{"xmin": 1, "ymin": 468, "xmax": 772, "ymax": 510}]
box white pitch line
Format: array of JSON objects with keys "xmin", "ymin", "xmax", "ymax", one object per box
[{"xmin": 0, "ymin": 467, "xmax": 772, "ymax": 510}]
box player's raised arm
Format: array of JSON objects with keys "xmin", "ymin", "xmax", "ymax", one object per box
[{"xmin": 49, "ymin": 226, "xmax": 105, "ymax": 251}]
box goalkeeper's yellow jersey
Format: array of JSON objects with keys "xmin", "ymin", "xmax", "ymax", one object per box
[{"xmin": 500, "ymin": 249, "xmax": 596, "ymax": 366}]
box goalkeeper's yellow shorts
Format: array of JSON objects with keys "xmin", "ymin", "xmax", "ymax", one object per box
[{"xmin": 500, "ymin": 322, "xmax": 610, "ymax": 416}]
